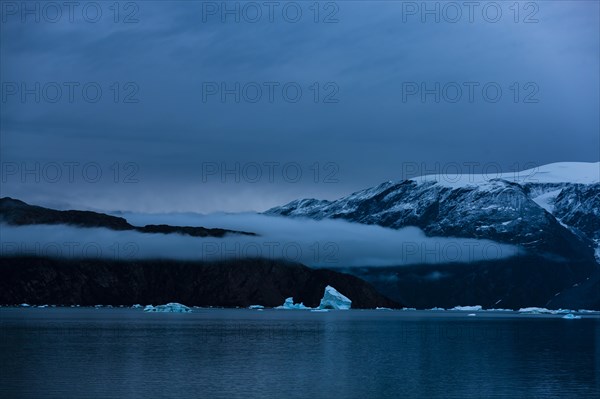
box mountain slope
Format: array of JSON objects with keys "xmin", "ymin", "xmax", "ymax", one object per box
[{"xmin": 266, "ymin": 162, "xmax": 600, "ymax": 309}]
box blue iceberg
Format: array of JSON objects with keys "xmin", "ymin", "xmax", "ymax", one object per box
[
  {"xmin": 318, "ymin": 286, "xmax": 351, "ymax": 310},
  {"xmin": 276, "ymin": 297, "xmax": 310, "ymax": 310},
  {"xmin": 144, "ymin": 303, "xmax": 192, "ymax": 313}
]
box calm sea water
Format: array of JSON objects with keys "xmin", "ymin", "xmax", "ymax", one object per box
[{"xmin": 1, "ymin": 308, "xmax": 599, "ymax": 398}]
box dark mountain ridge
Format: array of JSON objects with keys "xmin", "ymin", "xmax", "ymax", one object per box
[
  {"xmin": 0, "ymin": 197, "xmax": 255, "ymax": 238},
  {"xmin": 0, "ymin": 256, "xmax": 400, "ymax": 309}
]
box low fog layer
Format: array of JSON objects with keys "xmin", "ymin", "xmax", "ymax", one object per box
[{"xmin": 1, "ymin": 213, "xmax": 521, "ymax": 267}]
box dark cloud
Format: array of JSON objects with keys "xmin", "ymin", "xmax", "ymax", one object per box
[{"xmin": 1, "ymin": 1, "xmax": 598, "ymax": 212}]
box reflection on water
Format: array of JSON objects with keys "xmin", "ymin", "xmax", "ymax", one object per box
[{"xmin": 1, "ymin": 308, "xmax": 599, "ymax": 398}]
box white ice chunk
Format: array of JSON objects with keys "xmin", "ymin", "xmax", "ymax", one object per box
[
  {"xmin": 19, "ymin": 303, "xmax": 30, "ymax": 307},
  {"xmin": 318, "ymin": 286, "xmax": 352, "ymax": 310},
  {"xmin": 131, "ymin": 304, "xmax": 143, "ymax": 309},
  {"xmin": 248, "ymin": 305, "xmax": 264, "ymax": 309},
  {"xmin": 467, "ymin": 313, "xmax": 477, "ymax": 316},
  {"xmin": 562, "ymin": 313, "xmax": 581, "ymax": 320},
  {"xmin": 428, "ymin": 307, "xmax": 445, "ymax": 311},
  {"xmin": 451, "ymin": 305, "xmax": 482, "ymax": 311},
  {"xmin": 143, "ymin": 303, "xmax": 191, "ymax": 313}
]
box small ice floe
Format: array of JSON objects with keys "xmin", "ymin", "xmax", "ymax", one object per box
[
  {"xmin": 131, "ymin": 304, "xmax": 143, "ymax": 309},
  {"xmin": 248, "ymin": 305, "xmax": 265, "ymax": 310},
  {"xmin": 318, "ymin": 286, "xmax": 352, "ymax": 310},
  {"xmin": 275, "ymin": 297, "xmax": 310, "ymax": 310},
  {"xmin": 518, "ymin": 307, "xmax": 553, "ymax": 314},
  {"xmin": 578, "ymin": 309, "xmax": 599, "ymax": 313},
  {"xmin": 20, "ymin": 303, "xmax": 30, "ymax": 307},
  {"xmin": 485, "ymin": 308, "xmax": 513, "ymax": 312},
  {"xmin": 310, "ymin": 309, "xmax": 330, "ymax": 312},
  {"xmin": 376, "ymin": 307, "xmax": 394, "ymax": 311},
  {"xmin": 451, "ymin": 305, "xmax": 482, "ymax": 311},
  {"xmin": 37, "ymin": 305, "xmax": 48, "ymax": 308},
  {"xmin": 519, "ymin": 307, "xmax": 574, "ymax": 315},
  {"xmin": 467, "ymin": 313, "xmax": 477, "ymax": 317},
  {"xmin": 427, "ymin": 307, "xmax": 445, "ymax": 311},
  {"xmin": 562, "ymin": 313, "xmax": 581, "ymax": 320},
  {"xmin": 401, "ymin": 307, "xmax": 417, "ymax": 311},
  {"xmin": 143, "ymin": 303, "xmax": 192, "ymax": 313}
]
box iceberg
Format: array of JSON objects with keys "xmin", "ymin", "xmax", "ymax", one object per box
[
  {"xmin": 562, "ymin": 313, "xmax": 581, "ymax": 320},
  {"xmin": 131, "ymin": 304, "xmax": 143, "ymax": 309},
  {"xmin": 427, "ymin": 307, "xmax": 445, "ymax": 311},
  {"xmin": 248, "ymin": 305, "xmax": 264, "ymax": 310},
  {"xmin": 467, "ymin": 313, "xmax": 477, "ymax": 317},
  {"xmin": 275, "ymin": 297, "xmax": 310, "ymax": 310},
  {"xmin": 318, "ymin": 286, "xmax": 352, "ymax": 310},
  {"xmin": 19, "ymin": 303, "xmax": 30, "ymax": 307},
  {"xmin": 143, "ymin": 303, "xmax": 192, "ymax": 313},
  {"xmin": 275, "ymin": 286, "xmax": 352, "ymax": 310},
  {"xmin": 451, "ymin": 305, "xmax": 482, "ymax": 311}
]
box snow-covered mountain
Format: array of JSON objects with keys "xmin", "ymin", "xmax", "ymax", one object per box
[
  {"xmin": 267, "ymin": 162, "xmax": 599, "ymax": 257},
  {"xmin": 267, "ymin": 162, "xmax": 600, "ymax": 309}
]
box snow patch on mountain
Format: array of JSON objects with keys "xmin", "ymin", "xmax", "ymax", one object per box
[
  {"xmin": 532, "ymin": 189, "xmax": 562, "ymax": 213},
  {"xmin": 413, "ymin": 162, "xmax": 599, "ymax": 188}
]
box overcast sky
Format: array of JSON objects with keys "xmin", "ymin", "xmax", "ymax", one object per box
[{"xmin": 1, "ymin": 1, "xmax": 598, "ymax": 213}]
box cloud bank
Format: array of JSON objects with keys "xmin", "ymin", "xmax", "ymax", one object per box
[{"xmin": 1, "ymin": 213, "xmax": 521, "ymax": 267}]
